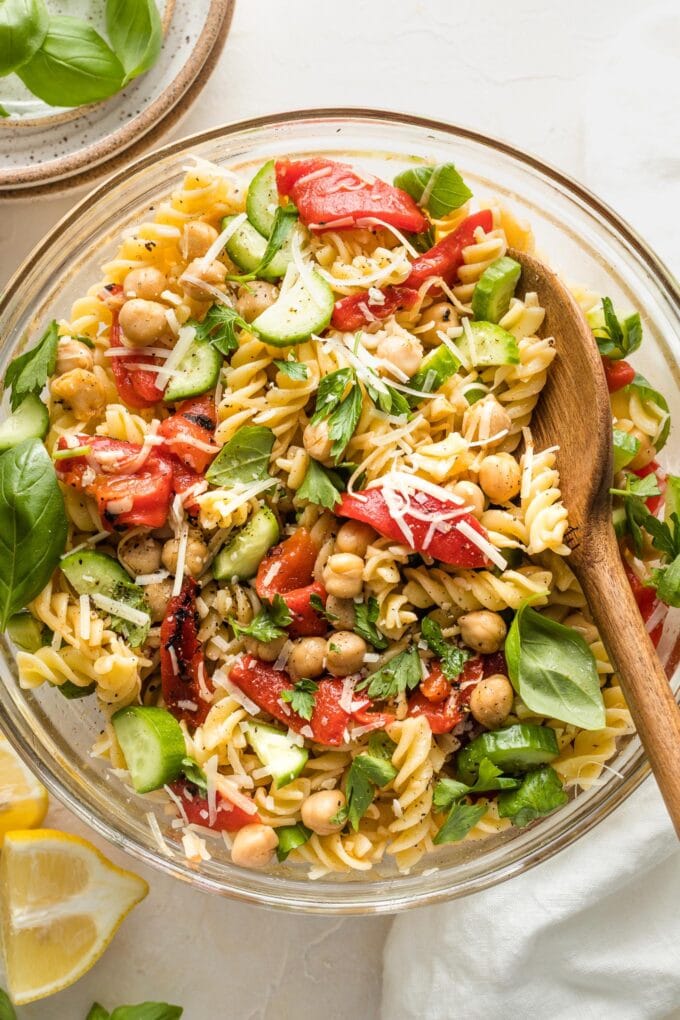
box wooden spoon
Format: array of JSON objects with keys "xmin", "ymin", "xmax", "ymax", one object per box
[{"xmin": 509, "ymin": 247, "xmax": 680, "ymax": 837}]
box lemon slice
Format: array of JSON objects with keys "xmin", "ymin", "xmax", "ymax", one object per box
[
  {"xmin": 0, "ymin": 733, "xmax": 49, "ymax": 842},
  {"xmin": 0, "ymin": 829, "xmax": 148, "ymax": 1005}
]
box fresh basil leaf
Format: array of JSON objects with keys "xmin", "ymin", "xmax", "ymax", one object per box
[
  {"xmin": 626, "ymin": 373, "xmax": 670, "ymax": 451},
  {"xmin": 206, "ymin": 425, "xmax": 273, "ymax": 487},
  {"xmin": 191, "ymin": 304, "xmax": 247, "ymax": 357},
  {"xmin": 0, "ymin": 0, "xmax": 48, "ymax": 76},
  {"xmin": 109, "ymin": 1005, "xmax": 183, "ymax": 1020},
  {"xmin": 230, "ymin": 593, "xmax": 292, "ymax": 643},
  {"xmin": 181, "ymin": 756, "xmax": 207, "ymax": 792},
  {"xmin": 86, "ymin": 1005, "xmax": 110, "ymax": 1020},
  {"xmin": 281, "ymin": 678, "xmax": 318, "ymax": 721},
  {"xmin": 297, "ymin": 458, "xmax": 342, "ymax": 509},
  {"xmin": 356, "ymin": 646, "xmax": 422, "ymax": 700},
  {"xmin": 5, "ymin": 319, "xmax": 58, "ymax": 411},
  {"xmin": 339, "ymin": 752, "xmax": 397, "ymax": 830},
  {"xmin": 310, "ymin": 591, "xmax": 338, "ymax": 623},
  {"xmin": 0, "ymin": 988, "xmax": 16, "ymax": 1020},
  {"xmin": 0, "ymin": 439, "xmax": 68, "ymax": 629},
  {"xmin": 593, "ymin": 297, "xmax": 642, "ymax": 361},
  {"xmin": 17, "ymin": 15, "xmax": 125, "ymax": 107},
  {"xmin": 276, "ymin": 822, "xmax": 312, "ymax": 861},
  {"xmin": 106, "ymin": 0, "xmax": 161, "ymax": 85},
  {"xmin": 0, "ymin": 103, "xmax": 9, "ymax": 117},
  {"xmin": 433, "ymin": 801, "xmax": 486, "ymax": 844},
  {"xmin": 420, "ymin": 616, "xmax": 471, "ymax": 681},
  {"xmin": 311, "ymin": 368, "xmax": 354, "ymax": 424},
  {"xmin": 353, "ymin": 596, "xmax": 388, "ymax": 650},
  {"xmin": 394, "ymin": 163, "xmax": 472, "ymax": 219},
  {"xmin": 498, "ymin": 765, "xmax": 567, "ymax": 827},
  {"xmin": 506, "ymin": 602, "xmax": 605, "ymax": 730},
  {"xmin": 273, "ymin": 358, "xmax": 309, "ymax": 381},
  {"xmin": 651, "ymin": 555, "xmax": 680, "ymax": 608}
]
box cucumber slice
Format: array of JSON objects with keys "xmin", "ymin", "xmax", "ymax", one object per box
[
  {"xmin": 612, "ymin": 428, "xmax": 640, "ymax": 472},
  {"xmin": 112, "ymin": 705, "xmax": 186, "ymax": 793},
  {"xmin": 222, "ymin": 214, "xmax": 292, "ymax": 281},
  {"xmin": 459, "ymin": 321, "xmax": 520, "ymax": 367},
  {"xmin": 213, "ymin": 507, "xmax": 280, "ymax": 581},
  {"xmin": 664, "ymin": 475, "xmax": 680, "ymax": 527},
  {"xmin": 6, "ymin": 611, "xmax": 46, "ymax": 652},
  {"xmin": 252, "ymin": 268, "xmax": 334, "ymax": 347},
  {"xmin": 408, "ymin": 345, "xmax": 460, "ymax": 404},
  {"xmin": 471, "ymin": 256, "xmax": 521, "ymax": 323},
  {"xmin": 163, "ymin": 336, "xmax": 222, "ymax": 403},
  {"xmin": 245, "ymin": 721, "xmax": 309, "ymax": 789},
  {"xmin": 60, "ymin": 550, "xmax": 150, "ymax": 646},
  {"xmin": 247, "ymin": 160, "xmax": 280, "ymax": 238},
  {"xmin": 457, "ymin": 723, "xmax": 559, "ymax": 784},
  {"xmin": 276, "ymin": 822, "xmax": 312, "ymax": 861},
  {"xmin": 463, "ymin": 383, "xmax": 488, "ymax": 405},
  {"xmin": 0, "ymin": 394, "xmax": 48, "ymax": 451}
]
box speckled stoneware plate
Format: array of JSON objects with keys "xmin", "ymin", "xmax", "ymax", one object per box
[{"xmin": 0, "ymin": 0, "xmax": 234, "ymax": 196}]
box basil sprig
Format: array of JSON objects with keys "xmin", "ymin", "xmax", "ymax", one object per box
[
  {"xmin": 86, "ymin": 1002, "xmax": 183, "ymax": 1020},
  {"xmin": 0, "ymin": 0, "xmax": 48, "ymax": 77},
  {"xmin": 505, "ymin": 601, "xmax": 605, "ymax": 730},
  {"xmin": 394, "ymin": 162, "xmax": 472, "ymax": 218},
  {"xmin": 106, "ymin": 0, "xmax": 161, "ymax": 86},
  {"xmin": 4, "ymin": 319, "xmax": 58, "ymax": 411},
  {"xmin": 0, "ymin": 439, "xmax": 67, "ymax": 629},
  {"xmin": 205, "ymin": 425, "xmax": 274, "ymax": 488}
]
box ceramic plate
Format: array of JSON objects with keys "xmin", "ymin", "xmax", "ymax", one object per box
[{"xmin": 0, "ymin": 0, "xmax": 234, "ymax": 195}]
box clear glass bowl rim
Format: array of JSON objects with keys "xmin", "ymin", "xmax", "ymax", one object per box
[{"xmin": 1, "ymin": 107, "xmax": 678, "ymax": 915}]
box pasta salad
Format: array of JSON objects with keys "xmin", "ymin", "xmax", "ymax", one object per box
[{"xmin": 2, "ymin": 153, "xmax": 676, "ymax": 879}]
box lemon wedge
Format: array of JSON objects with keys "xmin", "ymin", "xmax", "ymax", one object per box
[
  {"xmin": 0, "ymin": 829, "xmax": 148, "ymax": 1005},
  {"xmin": 0, "ymin": 733, "xmax": 49, "ymax": 842}
]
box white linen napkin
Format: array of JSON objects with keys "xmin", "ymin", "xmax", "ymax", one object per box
[{"xmin": 381, "ymin": 778, "xmax": 680, "ymax": 1019}]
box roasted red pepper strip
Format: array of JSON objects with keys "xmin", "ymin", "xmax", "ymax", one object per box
[
  {"xmin": 169, "ymin": 781, "xmax": 260, "ymax": 831},
  {"xmin": 55, "ymin": 434, "xmax": 173, "ymax": 530},
  {"xmin": 405, "ymin": 210, "xmax": 494, "ymax": 289},
  {"xmin": 632, "ymin": 460, "xmax": 666, "ymax": 515},
  {"xmin": 338, "ymin": 488, "xmax": 490, "ymax": 567},
  {"xmin": 168, "ymin": 455, "xmax": 203, "ymax": 516},
  {"xmin": 275, "ymin": 157, "xmax": 428, "ymax": 233},
  {"xmin": 351, "ymin": 705, "xmax": 396, "ymax": 731},
  {"xmin": 408, "ymin": 657, "xmax": 483, "ymax": 733},
  {"xmin": 161, "ymin": 578, "xmax": 211, "ymax": 726},
  {"xmin": 255, "ymin": 529, "xmax": 327, "ymax": 636},
  {"xmin": 602, "ymin": 356, "xmax": 636, "ymax": 393},
  {"xmin": 159, "ymin": 394, "xmax": 218, "ymax": 473},
  {"xmin": 109, "ymin": 306, "xmax": 165, "ymax": 409},
  {"xmin": 310, "ymin": 679, "xmax": 351, "ymax": 746},
  {"xmin": 331, "ymin": 284, "xmax": 420, "ymax": 331}
]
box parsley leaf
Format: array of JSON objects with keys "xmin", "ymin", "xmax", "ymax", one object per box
[
  {"xmin": 226, "ymin": 206, "xmax": 298, "ymax": 283},
  {"xmin": 367, "ymin": 731, "xmax": 397, "ymax": 760},
  {"xmin": 310, "ymin": 591, "xmax": 338, "ymax": 623},
  {"xmin": 433, "ymin": 801, "xmax": 487, "ymax": 844},
  {"xmin": 181, "ymin": 757, "xmax": 208, "ymax": 792},
  {"xmin": 356, "ymin": 646, "xmax": 422, "ymax": 700},
  {"xmin": 230, "ymin": 594, "xmax": 292, "ymax": 642},
  {"xmin": 273, "ymin": 358, "xmax": 309, "ymax": 381},
  {"xmin": 651, "ymin": 555, "xmax": 680, "ymax": 608},
  {"xmin": 497, "ymin": 765, "xmax": 568, "ymax": 827},
  {"xmin": 5, "ymin": 320, "xmax": 59, "ymax": 411},
  {"xmin": 311, "ymin": 368, "xmax": 354, "ymax": 423},
  {"xmin": 206, "ymin": 425, "xmax": 274, "ymax": 487},
  {"xmin": 276, "ymin": 822, "xmax": 312, "ymax": 861},
  {"xmin": 420, "ymin": 617, "xmax": 471, "ymax": 681},
  {"xmin": 367, "ymin": 379, "xmax": 410, "ymax": 419},
  {"xmin": 328, "ymin": 384, "xmax": 363, "ymax": 461},
  {"xmin": 610, "ymin": 472, "xmax": 661, "ymax": 501},
  {"xmin": 281, "ymin": 678, "xmax": 318, "ymax": 720},
  {"xmin": 191, "ymin": 303, "xmax": 248, "ymax": 357},
  {"xmin": 433, "ymin": 759, "xmax": 520, "ymax": 812},
  {"xmin": 593, "ymin": 297, "xmax": 642, "ymax": 361},
  {"xmin": 297, "ymin": 458, "xmax": 343, "ymax": 509},
  {"xmin": 353, "ymin": 596, "xmax": 388, "ymax": 650},
  {"xmin": 335, "ymin": 752, "xmax": 398, "ymax": 830}
]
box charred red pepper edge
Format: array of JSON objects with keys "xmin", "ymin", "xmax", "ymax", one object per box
[
  {"xmin": 161, "ymin": 578, "xmax": 211, "ymax": 726},
  {"xmin": 159, "ymin": 394, "xmax": 219, "ymax": 474}
]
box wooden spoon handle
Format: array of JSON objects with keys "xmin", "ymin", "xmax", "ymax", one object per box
[{"xmin": 578, "ymin": 531, "xmax": 680, "ymax": 837}]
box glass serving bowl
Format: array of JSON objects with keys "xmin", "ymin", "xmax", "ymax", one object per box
[{"xmin": 1, "ymin": 110, "xmax": 678, "ymax": 915}]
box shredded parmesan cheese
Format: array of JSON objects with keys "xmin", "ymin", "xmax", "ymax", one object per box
[{"xmin": 91, "ymin": 594, "xmax": 151, "ymax": 627}]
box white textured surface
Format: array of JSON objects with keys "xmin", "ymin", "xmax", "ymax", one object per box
[{"xmin": 1, "ymin": 1, "xmax": 678, "ymax": 1017}]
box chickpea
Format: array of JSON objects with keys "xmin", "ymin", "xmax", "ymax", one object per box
[
  {"xmin": 236, "ymin": 281, "xmax": 279, "ymax": 323},
  {"xmin": 244, "ymin": 634, "xmax": 287, "ymax": 663},
  {"xmin": 628, "ymin": 429, "xmax": 656, "ymax": 471},
  {"xmin": 478, "ymin": 453, "xmax": 522, "ymax": 503},
  {"xmin": 230, "ymin": 823, "xmax": 278, "ymax": 869},
  {"xmin": 417, "ymin": 301, "xmax": 459, "ymax": 347},
  {"xmin": 325, "ymin": 595, "xmax": 356, "ymax": 630},
  {"xmin": 448, "ymin": 479, "xmax": 485, "ymax": 518},
  {"xmin": 145, "ymin": 579, "xmax": 173, "ymax": 623},
  {"xmin": 287, "ymin": 637, "xmax": 326, "ymax": 680},
  {"xmin": 335, "ymin": 520, "xmax": 376, "ymax": 558},
  {"xmin": 326, "ymin": 631, "xmax": 367, "ymax": 677},
  {"xmin": 302, "ymin": 419, "xmax": 334, "ymax": 466},
  {"xmin": 119, "ymin": 299, "xmax": 170, "ymax": 348},
  {"xmin": 181, "ymin": 258, "xmax": 227, "ymax": 301},
  {"xmin": 563, "ymin": 612, "xmax": 599, "ymax": 645},
  {"xmin": 162, "ymin": 530, "xmax": 209, "ymax": 578},
  {"xmin": 50, "ymin": 369, "xmax": 105, "ymax": 422},
  {"xmin": 55, "ymin": 337, "xmax": 93, "ymax": 376},
  {"xmin": 123, "ymin": 266, "xmax": 168, "ymax": 302},
  {"xmin": 463, "ymin": 397, "xmax": 512, "ymax": 446},
  {"xmin": 458, "ymin": 610, "xmax": 507, "ymax": 654},
  {"xmin": 301, "ymin": 790, "xmax": 346, "ymax": 835},
  {"xmin": 323, "ymin": 553, "xmax": 364, "ymax": 599},
  {"xmin": 118, "ymin": 534, "xmax": 162, "ymax": 577},
  {"xmin": 376, "ymin": 331, "xmax": 423, "ymax": 377},
  {"xmin": 469, "ymin": 674, "xmax": 515, "ymax": 729},
  {"xmin": 183, "ymin": 220, "xmax": 219, "ymax": 260}
]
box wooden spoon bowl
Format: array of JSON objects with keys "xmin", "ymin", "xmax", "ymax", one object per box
[{"xmin": 509, "ymin": 247, "xmax": 680, "ymax": 836}]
